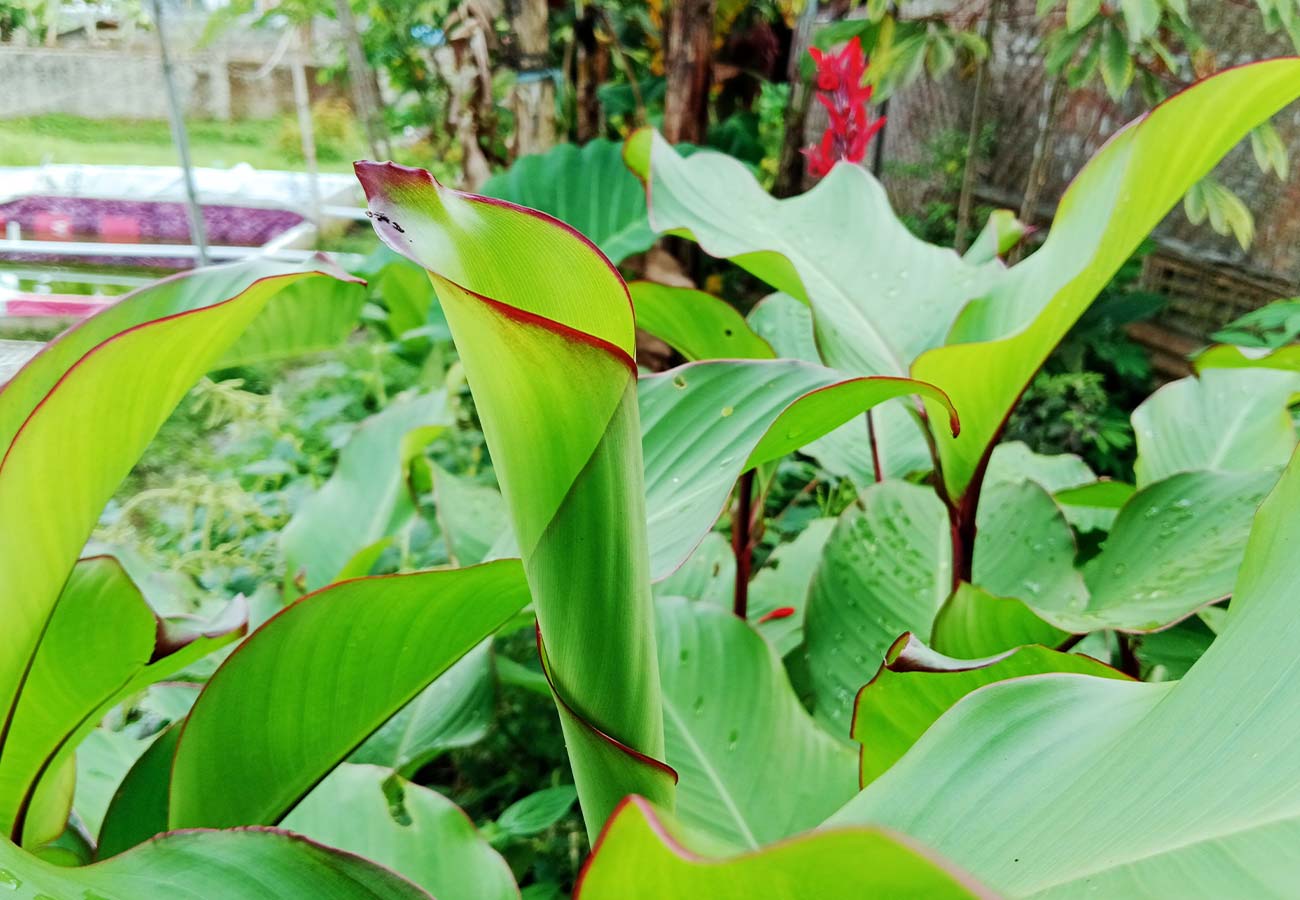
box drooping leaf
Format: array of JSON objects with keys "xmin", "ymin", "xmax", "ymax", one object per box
[
  {"xmin": 282, "ymin": 764, "xmax": 516, "ymax": 900},
  {"xmin": 831, "ymin": 448, "xmax": 1300, "ymax": 898},
  {"xmin": 96, "ymin": 721, "xmax": 183, "ymax": 859},
  {"xmin": 637, "ymin": 132, "xmax": 1004, "ymax": 379},
  {"xmin": 1131, "ymin": 368, "xmax": 1300, "ymax": 486},
  {"xmin": 356, "ymin": 161, "xmax": 672, "ymax": 838},
  {"xmin": 0, "ymin": 557, "xmax": 243, "ymax": 845},
  {"xmin": 1051, "ymin": 479, "xmax": 1134, "ymax": 532},
  {"xmin": 657, "ymin": 597, "xmax": 857, "ymax": 849},
  {"xmin": 479, "ymin": 138, "xmax": 656, "ymax": 265},
  {"xmin": 0, "ymin": 826, "xmax": 431, "ymax": 898},
  {"xmin": 169, "ymin": 563, "xmax": 531, "ymax": 829},
  {"xmin": 630, "ymin": 281, "xmax": 774, "ymax": 362},
  {"xmin": 576, "ymin": 797, "xmax": 991, "ymax": 899},
  {"xmin": 640, "ymin": 359, "xmax": 956, "ymax": 579},
  {"xmin": 913, "ymin": 61, "xmax": 1300, "ymax": 500},
  {"xmin": 0, "ymin": 260, "xmax": 357, "ymax": 788},
  {"xmin": 852, "ymin": 633, "xmax": 1126, "ymax": 786},
  {"xmin": 1195, "ymin": 342, "xmax": 1300, "ymax": 374},
  {"xmin": 281, "ymin": 392, "xmax": 450, "ymax": 597}
]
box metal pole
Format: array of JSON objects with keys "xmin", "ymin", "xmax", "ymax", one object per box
[{"xmin": 149, "ymin": 0, "xmax": 209, "ymax": 266}]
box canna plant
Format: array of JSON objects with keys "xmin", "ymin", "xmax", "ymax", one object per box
[
  {"xmin": 2, "ymin": 55, "xmax": 1299, "ymax": 900},
  {"xmin": 626, "ymin": 58, "xmax": 1300, "ymax": 725}
]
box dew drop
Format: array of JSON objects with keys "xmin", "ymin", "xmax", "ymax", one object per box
[
  {"xmin": 721, "ymin": 406, "xmax": 734, "ymax": 417},
  {"xmin": 0, "ymin": 870, "xmax": 19, "ymax": 891},
  {"xmin": 673, "ymin": 375, "xmax": 688, "ymax": 389}
]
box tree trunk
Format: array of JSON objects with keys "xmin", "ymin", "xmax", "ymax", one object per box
[
  {"xmin": 1012, "ymin": 74, "xmax": 1066, "ymax": 263},
  {"xmin": 509, "ymin": 0, "xmax": 556, "ymax": 156},
  {"xmin": 574, "ymin": 5, "xmax": 609, "ymax": 142},
  {"xmin": 333, "ymin": 0, "xmax": 390, "ymax": 159},
  {"xmin": 662, "ymin": 0, "xmax": 715, "ymax": 144},
  {"xmin": 954, "ymin": 0, "xmax": 1005, "ymax": 253},
  {"xmin": 772, "ymin": 0, "xmax": 819, "ymax": 198}
]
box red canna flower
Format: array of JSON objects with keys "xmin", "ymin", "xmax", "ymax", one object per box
[{"xmin": 802, "ymin": 36, "xmax": 885, "ymax": 179}]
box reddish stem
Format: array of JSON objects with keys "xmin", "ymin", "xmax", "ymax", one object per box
[{"xmin": 732, "ymin": 469, "xmax": 756, "ymax": 619}]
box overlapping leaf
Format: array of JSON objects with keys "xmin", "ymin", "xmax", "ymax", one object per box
[
  {"xmin": 831, "ymin": 447, "xmax": 1300, "ymax": 897},
  {"xmin": 169, "ymin": 563, "xmax": 531, "ymax": 829}
]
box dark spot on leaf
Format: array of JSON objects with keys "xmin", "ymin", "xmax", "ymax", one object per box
[
  {"xmin": 672, "ymin": 375, "xmax": 687, "ymax": 389},
  {"xmin": 724, "ymin": 328, "xmax": 733, "ymax": 337}
]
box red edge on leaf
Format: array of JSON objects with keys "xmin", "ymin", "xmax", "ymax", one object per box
[
  {"xmin": 849, "ymin": 633, "xmax": 1133, "ymax": 789},
  {"xmin": 756, "ymin": 606, "xmax": 796, "ymax": 624},
  {"xmin": 0, "ymin": 268, "xmax": 337, "ymax": 759},
  {"xmin": 169, "ymin": 559, "xmax": 527, "ymax": 825},
  {"xmin": 643, "ymin": 359, "xmax": 958, "ymax": 585},
  {"xmin": 533, "ymin": 627, "xmax": 678, "ymax": 784},
  {"xmin": 573, "ymin": 795, "xmax": 1000, "ymax": 900},
  {"xmin": 152, "ymin": 594, "xmax": 250, "ymax": 663},
  {"xmin": 90, "ymin": 826, "xmax": 435, "ymax": 898},
  {"xmin": 0, "ymin": 262, "xmax": 361, "ymax": 411},
  {"xmin": 353, "ymin": 160, "xmax": 637, "ymax": 373}
]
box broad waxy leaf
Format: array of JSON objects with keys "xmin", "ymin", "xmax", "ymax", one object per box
[
  {"xmin": 282, "ymin": 764, "xmax": 517, "ymax": 900},
  {"xmin": 639, "ymin": 61, "xmax": 1300, "ymax": 501},
  {"xmin": 1072, "ymin": 469, "xmax": 1277, "ymax": 631},
  {"xmin": 576, "ymin": 797, "xmax": 993, "ymax": 899},
  {"xmin": 170, "ymin": 563, "xmax": 531, "ymax": 829},
  {"xmin": 629, "ymin": 281, "xmax": 774, "ymax": 362},
  {"xmin": 640, "ymin": 359, "xmax": 956, "ymax": 579},
  {"xmin": 635, "ymin": 130, "xmax": 1003, "ymax": 379},
  {"xmin": 831, "ymin": 447, "xmax": 1300, "ymax": 898},
  {"xmin": 852, "ymin": 634, "xmax": 1126, "ymax": 786},
  {"xmin": 1131, "ymin": 368, "xmax": 1300, "ymax": 486},
  {"xmin": 0, "ymin": 827, "xmax": 431, "ymax": 899},
  {"xmin": 0, "ymin": 260, "xmax": 358, "ymax": 802},
  {"xmin": 430, "ymin": 465, "xmax": 509, "ymax": 566},
  {"xmin": 496, "ymin": 785, "xmax": 579, "ymax": 837},
  {"xmin": 479, "ymin": 138, "xmax": 656, "ymax": 265},
  {"xmin": 912, "ymin": 61, "xmax": 1300, "ymax": 499},
  {"xmin": 281, "ymin": 392, "xmax": 449, "ymax": 596},
  {"xmin": 357, "ymin": 161, "xmax": 672, "ymax": 838},
  {"xmin": 656, "ymin": 597, "xmax": 857, "ymax": 850},
  {"xmin": 748, "ymin": 517, "xmax": 837, "ymax": 655}
]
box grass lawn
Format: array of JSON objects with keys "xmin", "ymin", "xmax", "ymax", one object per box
[{"xmin": 0, "ymin": 113, "xmax": 365, "ymax": 172}]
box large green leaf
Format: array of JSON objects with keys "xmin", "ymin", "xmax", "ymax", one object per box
[
  {"xmin": 0, "ymin": 827, "xmax": 430, "ymax": 899},
  {"xmin": 635, "ymin": 131, "xmax": 1004, "ymax": 378},
  {"xmin": 640, "ymin": 359, "xmax": 956, "ymax": 579},
  {"xmin": 930, "ymin": 583, "xmax": 1066, "ymax": 660},
  {"xmin": 281, "ymin": 391, "xmax": 449, "ymax": 597},
  {"xmin": 639, "ymin": 62, "xmax": 1300, "ymax": 500},
  {"xmin": 169, "ymin": 563, "xmax": 531, "ymax": 829},
  {"xmin": 429, "ymin": 464, "xmax": 509, "ymax": 566},
  {"xmin": 1131, "ymin": 368, "xmax": 1300, "ymax": 486},
  {"xmin": 1195, "ymin": 342, "xmax": 1300, "ymax": 374},
  {"xmin": 480, "ymin": 138, "xmax": 656, "ymax": 265},
  {"xmin": 831, "ymin": 448, "xmax": 1300, "ymax": 897},
  {"xmin": 1070, "ymin": 469, "xmax": 1277, "ymax": 631},
  {"xmin": 748, "ymin": 518, "xmax": 837, "ymax": 655},
  {"xmin": 656, "ymin": 597, "xmax": 857, "ymax": 850},
  {"xmin": 852, "ymin": 634, "xmax": 1125, "ymax": 786},
  {"xmin": 356, "ymin": 160, "xmax": 672, "ymax": 838},
  {"xmin": 576, "ymin": 797, "xmax": 991, "ymax": 899},
  {"xmin": 0, "ymin": 261, "xmax": 356, "ymax": 794},
  {"xmin": 0, "ymin": 555, "xmax": 244, "ymax": 845},
  {"xmin": 629, "ymin": 281, "xmax": 774, "ymax": 362},
  {"xmin": 912, "ymin": 61, "xmax": 1300, "ymax": 499},
  {"xmin": 282, "ymin": 764, "xmax": 516, "ymax": 900}
]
